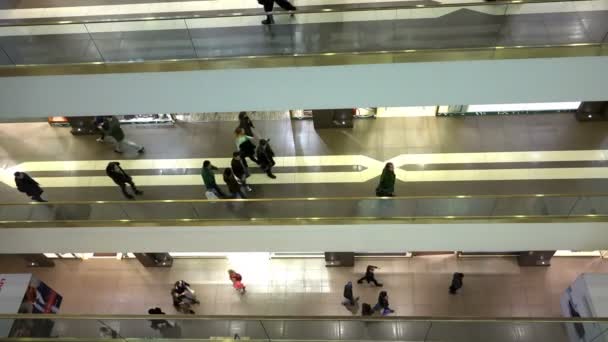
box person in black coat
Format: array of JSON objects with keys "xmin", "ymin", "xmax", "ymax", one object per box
[
  {"xmin": 357, "ymin": 265, "xmax": 382, "ymax": 287},
  {"xmin": 223, "ymin": 168, "xmax": 246, "ymax": 199},
  {"xmin": 14, "ymin": 172, "xmax": 46, "ymax": 202},
  {"xmin": 231, "ymin": 152, "xmax": 252, "ymax": 192},
  {"xmin": 449, "ymin": 272, "xmax": 464, "ymax": 294},
  {"xmin": 342, "ymin": 281, "xmax": 359, "ymax": 306},
  {"xmin": 238, "ymin": 112, "xmax": 255, "ymax": 138},
  {"xmin": 106, "ymin": 162, "xmax": 143, "ymax": 199},
  {"xmin": 256, "ymin": 139, "xmax": 276, "ymax": 179}
]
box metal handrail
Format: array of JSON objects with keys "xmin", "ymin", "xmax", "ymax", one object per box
[
  {"xmin": 0, "ymin": 0, "xmax": 588, "ymax": 27},
  {"xmin": 1, "ymin": 43, "xmax": 604, "ymax": 76},
  {"xmin": 0, "ymin": 192, "xmax": 605, "ymax": 206},
  {"xmin": 1, "ymin": 313, "xmax": 608, "ymax": 322}
]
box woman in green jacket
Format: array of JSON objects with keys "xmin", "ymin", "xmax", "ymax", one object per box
[{"xmin": 376, "ymin": 163, "xmax": 395, "ymax": 197}]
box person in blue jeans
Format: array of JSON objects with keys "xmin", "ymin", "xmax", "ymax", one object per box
[{"xmin": 373, "ymin": 291, "xmax": 394, "ymax": 316}]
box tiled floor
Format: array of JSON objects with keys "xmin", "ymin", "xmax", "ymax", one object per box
[
  {"xmin": 0, "ymin": 255, "xmax": 606, "ymax": 317},
  {"xmin": 3, "ymin": 114, "xmax": 608, "ymax": 202}
]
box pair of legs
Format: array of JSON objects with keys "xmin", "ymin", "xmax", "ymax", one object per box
[
  {"xmin": 113, "ymin": 138, "xmax": 144, "ymax": 154},
  {"xmin": 357, "ymin": 275, "xmax": 383, "ymax": 287},
  {"xmin": 229, "ymin": 189, "xmax": 247, "ymax": 199},
  {"xmin": 372, "ymin": 304, "xmax": 394, "ymax": 315},
  {"xmin": 208, "ymin": 184, "xmax": 227, "ymax": 198},
  {"xmin": 342, "ymin": 295, "xmax": 359, "ymax": 306},
  {"xmin": 30, "ymin": 193, "xmax": 46, "ymax": 202},
  {"xmin": 240, "ymin": 153, "xmax": 259, "ymax": 168},
  {"xmin": 262, "ymin": 0, "xmax": 296, "ymax": 24},
  {"xmin": 118, "ymin": 180, "xmax": 143, "ymax": 199}
]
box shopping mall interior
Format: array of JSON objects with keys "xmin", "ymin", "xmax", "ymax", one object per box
[{"xmin": 1, "ymin": 0, "xmax": 608, "ymax": 341}]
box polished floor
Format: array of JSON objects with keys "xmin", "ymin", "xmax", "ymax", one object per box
[
  {"xmin": 2, "ymin": 113, "xmax": 608, "ymax": 202},
  {"xmin": 0, "ymin": 255, "xmax": 605, "ymax": 317}
]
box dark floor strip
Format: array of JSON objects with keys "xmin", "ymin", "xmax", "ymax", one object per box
[
  {"xmin": 401, "ymin": 161, "xmax": 608, "ymax": 171},
  {"xmin": 26, "ymin": 165, "xmax": 367, "ymax": 177},
  {"xmin": 0, "ymin": 0, "xmax": 211, "ymax": 10}
]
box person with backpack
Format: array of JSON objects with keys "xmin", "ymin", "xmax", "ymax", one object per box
[
  {"xmin": 101, "ymin": 116, "xmax": 144, "ymax": 154},
  {"xmin": 256, "ymin": 139, "xmax": 276, "ymax": 179},
  {"xmin": 105, "ymin": 162, "xmax": 143, "ymax": 199},
  {"xmin": 202, "ymin": 160, "xmax": 227, "ymax": 198},
  {"xmin": 228, "ymin": 269, "xmax": 246, "ymax": 294},
  {"xmin": 14, "ymin": 172, "xmax": 46, "ymax": 202},
  {"xmin": 223, "ymin": 168, "xmax": 247, "ymax": 199},
  {"xmin": 231, "ymin": 152, "xmax": 252, "ymax": 192},
  {"xmin": 342, "ymin": 281, "xmax": 359, "ymax": 306},
  {"xmin": 376, "ymin": 162, "xmax": 395, "ymax": 197},
  {"xmin": 449, "ymin": 272, "xmax": 464, "ymax": 294}
]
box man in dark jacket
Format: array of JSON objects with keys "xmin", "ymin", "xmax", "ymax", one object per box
[
  {"xmin": 449, "ymin": 272, "xmax": 464, "ymax": 294},
  {"xmin": 231, "ymin": 152, "xmax": 252, "ymax": 192},
  {"xmin": 201, "ymin": 160, "xmax": 226, "ymax": 198},
  {"xmin": 14, "ymin": 172, "xmax": 46, "ymax": 202},
  {"xmin": 256, "ymin": 139, "xmax": 276, "ymax": 179},
  {"xmin": 342, "ymin": 281, "xmax": 359, "ymax": 306},
  {"xmin": 238, "ymin": 112, "xmax": 255, "ymax": 138},
  {"xmin": 106, "ymin": 162, "xmax": 143, "ymax": 199},
  {"xmin": 357, "ymin": 265, "xmax": 382, "ymax": 287}
]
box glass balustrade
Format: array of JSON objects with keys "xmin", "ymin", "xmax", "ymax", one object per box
[
  {"xmin": 0, "ymin": 315, "xmax": 606, "ymax": 342},
  {"xmin": 0, "ymin": 0, "xmax": 605, "ymax": 66},
  {"xmin": 0, "ymin": 194, "xmax": 607, "ymax": 225}
]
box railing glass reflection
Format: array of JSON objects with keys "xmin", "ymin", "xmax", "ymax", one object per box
[
  {"xmin": 0, "ymin": 0, "xmax": 605, "ymax": 66},
  {"xmin": 0, "ymin": 315, "xmax": 607, "ymax": 342},
  {"xmin": 1, "ymin": 194, "xmax": 608, "ymax": 225}
]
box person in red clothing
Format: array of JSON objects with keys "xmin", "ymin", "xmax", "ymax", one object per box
[{"xmin": 228, "ymin": 269, "xmax": 246, "ymax": 294}]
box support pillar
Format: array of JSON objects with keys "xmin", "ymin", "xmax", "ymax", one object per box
[
  {"xmin": 312, "ymin": 109, "xmax": 354, "ymax": 129},
  {"xmin": 576, "ymin": 101, "xmax": 608, "ymax": 121},
  {"xmin": 22, "ymin": 254, "xmax": 55, "ymax": 267},
  {"xmin": 134, "ymin": 253, "xmax": 173, "ymax": 267},
  {"xmin": 517, "ymin": 251, "xmax": 555, "ymax": 267},
  {"xmin": 324, "ymin": 252, "xmax": 354, "ymax": 267}
]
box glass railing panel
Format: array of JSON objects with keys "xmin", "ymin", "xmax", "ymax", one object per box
[
  {"xmin": 0, "ymin": 25, "xmax": 103, "ymax": 65},
  {"xmin": 86, "ymin": 20, "xmax": 199, "ymax": 62},
  {"xmin": 2, "ymin": 195, "xmax": 608, "ymax": 224},
  {"xmin": 0, "ymin": 0, "xmax": 604, "ymax": 66},
  {"xmin": 3, "ymin": 316, "xmax": 605, "ymax": 342}
]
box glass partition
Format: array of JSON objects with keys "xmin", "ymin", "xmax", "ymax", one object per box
[
  {"xmin": 1, "ymin": 315, "xmax": 607, "ymax": 342},
  {"xmin": 0, "ymin": 0, "xmax": 605, "ymax": 66},
  {"xmin": 0, "ymin": 194, "xmax": 607, "ymax": 225}
]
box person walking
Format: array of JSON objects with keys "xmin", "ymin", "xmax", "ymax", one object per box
[
  {"xmin": 202, "ymin": 160, "xmax": 227, "ymax": 198},
  {"xmin": 259, "ymin": 0, "xmax": 296, "ymax": 25},
  {"xmin": 342, "ymin": 281, "xmax": 359, "ymax": 306},
  {"xmin": 235, "ymin": 128, "xmax": 258, "ymax": 167},
  {"xmin": 231, "ymin": 152, "xmax": 252, "ymax": 192},
  {"xmin": 376, "ymin": 162, "xmax": 395, "ymax": 197},
  {"xmin": 14, "ymin": 172, "xmax": 46, "ymax": 202},
  {"xmin": 449, "ymin": 272, "xmax": 464, "ymax": 294},
  {"xmin": 105, "ymin": 162, "xmax": 143, "ymax": 199},
  {"xmin": 256, "ymin": 139, "xmax": 276, "ymax": 179},
  {"xmin": 223, "ymin": 168, "xmax": 247, "ymax": 199},
  {"xmin": 373, "ymin": 291, "xmax": 394, "ymax": 316},
  {"xmin": 101, "ymin": 116, "xmax": 145, "ymax": 154},
  {"xmin": 238, "ymin": 112, "xmax": 256, "ymax": 138},
  {"xmin": 228, "ymin": 269, "xmax": 246, "ymax": 294},
  {"xmin": 357, "ymin": 265, "xmax": 382, "ymax": 287}
]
